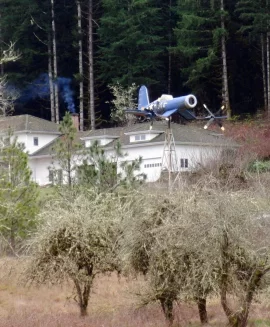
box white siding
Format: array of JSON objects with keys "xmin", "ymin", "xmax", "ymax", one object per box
[
  {"xmin": 29, "ymin": 157, "xmax": 53, "ymax": 185},
  {"xmin": 10, "ymin": 133, "xmax": 58, "ymax": 154},
  {"xmin": 24, "ymin": 133, "xmax": 59, "ymax": 154},
  {"xmin": 29, "ymin": 143, "xmax": 225, "ymax": 185}
]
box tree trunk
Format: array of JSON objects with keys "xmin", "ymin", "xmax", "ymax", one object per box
[
  {"xmin": 73, "ymin": 277, "xmax": 93, "ymax": 317},
  {"xmin": 67, "ymin": 150, "xmax": 72, "ymax": 187},
  {"xmin": 48, "ymin": 32, "xmax": 55, "ymax": 122},
  {"xmin": 267, "ymin": 32, "xmax": 270, "ymax": 118},
  {"xmin": 160, "ymin": 297, "xmax": 174, "ymax": 326},
  {"xmin": 0, "ymin": 12, "xmax": 4, "ymax": 78},
  {"xmin": 88, "ymin": 0, "xmax": 95, "ymax": 130},
  {"xmin": 197, "ymin": 298, "xmax": 208, "ymax": 324},
  {"xmin": 77, "ymin": 0, "xmax": 84, "ymax": 131},
  {"xmin": 220, "ymin": 0, "xmax": 231, "ymax": 118},
  {"xmin": 220, "ymin": 230, "xmax": 265, "ymax": 327},
  {"xmin": 51, "ymin": 0, "xmax": 59, "ymax": 123},
  {"xmin": 261, "ymin": 34, "xmax": 267, "ymax": 112},
  {"xmin": 167, "ymin": 0, "xmax": 172, "ymax": 94},
  {"xmin": 9, "ymin": 222, "xmax": 16, "ymax": 256}
]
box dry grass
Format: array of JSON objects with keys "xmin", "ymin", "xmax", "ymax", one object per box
[{"xmin": 0, "ymin": 258, "xmax": 268, "ymax": 327}]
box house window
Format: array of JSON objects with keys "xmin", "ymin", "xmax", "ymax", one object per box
[
  {"xmin": 144, "ymin": 163, "xmax": 162, "ymax": 168},
  {"xmin": 180, "ymin": 159, "xmax": 188, "ymax": 168},
  {"xmin": 49, "ymin": 169, "xmax": 63, "ymax": 185},
  {"xmin": 33, "ymin": 137, "xmax": 39, "ymax": 146},
  {"xmin": 135, "ymin": 134, "xmax": 146, "ymax": 141},
  {"xmin": 48, "ymin": 170, "xmax": 54, "ymax": 182}
]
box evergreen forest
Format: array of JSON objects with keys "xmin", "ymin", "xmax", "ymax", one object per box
[{"xmin": 1, "ymin": 0, "xmax": 269, "ymax": 129}]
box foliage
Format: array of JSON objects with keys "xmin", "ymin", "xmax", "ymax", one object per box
[
  {"xmin": 173, "ymin": 0, "xmax": 220, "ymax": 103},
  {"xmin": 98, "ymin": 0, "xmax": 165, "ymax": 87},
  {"xmin": 108, "ymin": 83, "xmax": 137, "ymax": 126},
  {"xmin": 51, "ymin": 112, "xmax": 82, "ymax": 187},
  {"xmin": 24, "ymin": 190, "xmax": 133, "ymax": 316},
  {"xmin": 0, "ymin": 42, "xmax": 21, "ymax": 116},
  {"xmin": 224, "ymin": 121, "xmax": 270, "ymax": 160},
  {"xmin": 78, "ymin": 140, "xmax": 146, "ymax": 192},
  {"xmin": 0, "ymin": 76, "xmax": 20, "ymax": 116},
  {"xmin": 249, "ymin": 160, "xmax": 270, "ymax": 173},
  {"xmin": 0, "ymin": 131, "xmax": 39, "ymax": 254},
  {"xmin": 0, "ymin": 0, "xmax": 268, "ymax": 120}
]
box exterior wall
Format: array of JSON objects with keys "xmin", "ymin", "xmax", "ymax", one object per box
[
  {"xmin": 85, "ymin": 138, "xmax": 115, "ymax": 147},
  {"xmin": 24, "ymin": 133, "xmax": 58, "ymax": 154},
  {"xmin": 15, "ymin": 134, "xmax": 28, "ymax": 148},
  {"xmin": 29, "ymin": 143, "xmax": 225, "ymax": 185},
  {"xmin": 29, "ymin": 157, "xmax": 54, "ymax": 185},
  {"xmin": 14, "ymin": 133, "xmax": 58, "ymax": 154},
  {"xmin": 175, "ymin": 144, "xmax": 222, "ymax": 171},
  {"xmin": 117, "ymin": 143, "xmax": 223, "ymax": 182},
  {"xmin": 119, "ymin": 144, "xmax": 163, "ymax": 182}
]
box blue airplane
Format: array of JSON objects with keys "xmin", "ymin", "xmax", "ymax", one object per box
[{"xmin": 126, "ymin": 85, "xmax": 227, "ymax": 130}]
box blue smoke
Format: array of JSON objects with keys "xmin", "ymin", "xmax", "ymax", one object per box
[
  {"xmin": 57, "ymin": 77, "xmax": 75, "ymax": 113},
  {"xmin": 18, "ymin": 74, "xmax": 76, "ymax": 113},
  {"xmin": 19, "ymin": 73, "xmax": 50, "ymax": 102}
]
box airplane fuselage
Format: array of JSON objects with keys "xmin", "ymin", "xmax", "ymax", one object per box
[{"xmin": 143, "ymin": 95, "xmax": 197, "ymax": 117}]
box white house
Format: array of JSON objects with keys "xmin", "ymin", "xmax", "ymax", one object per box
[{"xmin": 0, "ymin": 114, "xmax": 237, "ymax": 185}]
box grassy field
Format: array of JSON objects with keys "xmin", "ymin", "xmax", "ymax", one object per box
[{"xmin": 0, "ymin": 258, "xmax": 269, "ymax": 327}]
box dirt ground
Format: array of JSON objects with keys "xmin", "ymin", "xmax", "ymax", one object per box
[{"xmin": 0, "ymin": 258, "xmax": 269, "ymax": 327}]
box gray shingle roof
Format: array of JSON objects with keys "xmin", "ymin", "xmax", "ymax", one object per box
[
  {"xmin": 107, "ymin": 121, "xmax": 237, "ymax": 147},
  {"xmin": 30, "ymin": 121, "xmax": 237, "ymax": 157},
  {"xmin": 0, "ymin": 115, "xmax": 61, "ymax": 134}
]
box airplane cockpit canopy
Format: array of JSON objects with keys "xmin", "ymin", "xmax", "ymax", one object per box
[{"xmin": 159, "ymin": 94, "xmax": 173, "ymax": 101}]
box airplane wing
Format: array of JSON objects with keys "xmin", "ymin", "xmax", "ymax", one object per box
[
  {"xmin": 160, "ymin": 108, "xmax": 178, "ymax": 118},
  {"xmin": 196, "ymin": 115, "xmax": 227, "ymax": 120},
  {"xmin": 178, "ymin": 109, "xmax": 197, "ymax": 120},
  {"xmin": 125, "ymin": 109, "xmax": 153, "ymax": 118}
]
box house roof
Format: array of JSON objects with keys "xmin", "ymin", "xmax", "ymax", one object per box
[
  {"xmin": 0, "ymin": 115, "xmax": 61, "ymax": 134},
  {"xmin": 30, "ymin": 121, "xmax": 238, "ymax": 158}
]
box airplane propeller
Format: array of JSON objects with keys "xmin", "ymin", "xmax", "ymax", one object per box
[{"xmin": 203, "ymin": 104, "xmax": 226, "ymax": 131}]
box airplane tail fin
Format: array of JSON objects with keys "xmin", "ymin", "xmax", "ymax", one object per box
[{"xmin": 138, "ymin": 85, "xmax": 149, "ymax": 110}]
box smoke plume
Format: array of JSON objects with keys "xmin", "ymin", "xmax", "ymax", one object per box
[{"xmin": 18, "ymin": 74, "xmax": 76, "ymax": 113}]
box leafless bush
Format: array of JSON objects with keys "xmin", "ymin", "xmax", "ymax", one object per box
[
  {"xmin": 184, "ymin": 147, "xmax": 255, "ymax": 191},
  {"xmin": 121, "ymin": 187, "xmax": 270, "ymax": 327},
  {"xmin": 24, "ymin": 190, "xmax": 133, "ymax": 316}
]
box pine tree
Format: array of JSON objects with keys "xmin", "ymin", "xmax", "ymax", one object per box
[
  {"xmin": 78, "ymin": 140, "xmax": 145, "ymax": 192},
  {"xmin": 174, "ymin": 0, "xmax": 218, "ymax": 103},
  {"xmin": 77, "ymin": 0, "xmax": 84, "ymax": 130},
  {"xmin": 174, "ymin": 0, "xmax": 231, "ymax": 114},
  {"xmin": 0, "ymin": 131, "xmax": 39, "ymax": 254},
  {"xmin": 98, "ymin": 0, "xmax": 165, "ymax": 88},
  {"xmin": 88, "ymin": 0, "xmax": 95, "ymax": 130},
  {"xmin": 51, "ymin": 112, "xmax": 82, "ymax": 187},
  {"xmin": 236, "ymin": 0, "xmax": 270, "ymax": 115}
]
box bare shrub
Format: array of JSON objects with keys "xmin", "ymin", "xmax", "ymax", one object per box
[
  {"xmin": 24, "ymin": 190, "xmax": 133, "ymax": 316},
  {"xmin": 184, "ymin": 146, "xmax": 255, "ymax": 191},
  {"xmin": 121, "ymin": 187, "xmax": 270, "ymax": 327},
  {"xmin": 121, "ymin": 192, "xmax": 214, "ymax": 325}
]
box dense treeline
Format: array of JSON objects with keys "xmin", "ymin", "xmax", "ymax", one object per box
[{"xmin": 0, "ymin": 0, "xmax": 269, "ymax": 128}]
